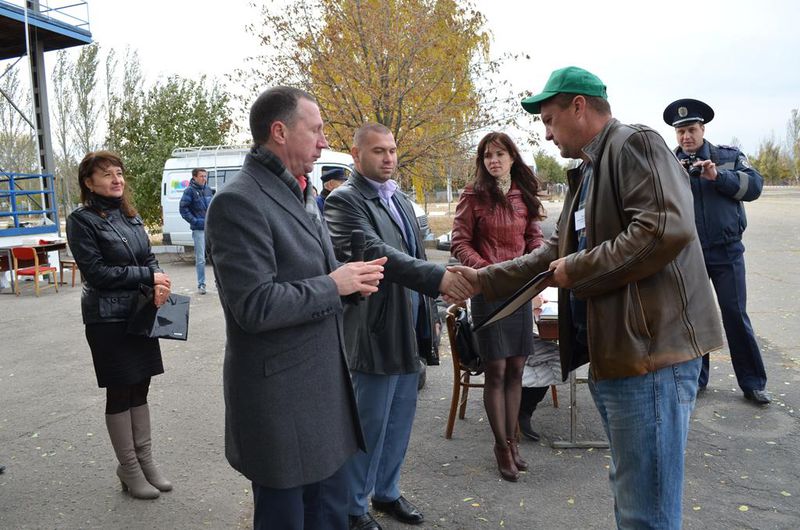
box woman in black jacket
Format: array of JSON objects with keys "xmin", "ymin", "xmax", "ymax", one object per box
[{"xmin": 66, "ymin": 151, "xmax": 173, "ymax": 500}]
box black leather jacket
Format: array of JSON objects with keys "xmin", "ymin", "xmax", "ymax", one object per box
[
  {"xmin": 324, "ymin": 172, "xmax": 443, "ymax": 374},
  {"xmin": 66, "ymin": 206, "xmax": 161, "ymax": 324}
]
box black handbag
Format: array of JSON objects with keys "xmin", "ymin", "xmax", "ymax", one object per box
[
  {"xmin": 454, "ymin": 306, "xmax": 483, "ymax": 375},
  {"xmin": 127, "ymin": 284, "xmax": 191, "ymax": 341},
  {"xmin": 102, "ymin": 218, "xmax": 190, "ymax": 341}
]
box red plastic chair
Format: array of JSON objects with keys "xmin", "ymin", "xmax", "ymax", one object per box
[{"xmin": 11, "ymin": 246, "xmax": 59, "ymax": 297}]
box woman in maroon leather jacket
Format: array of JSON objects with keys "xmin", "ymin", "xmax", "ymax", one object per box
[{"xmin": 451, "ymin": 132, "xmax": 543, "ymax": 482}]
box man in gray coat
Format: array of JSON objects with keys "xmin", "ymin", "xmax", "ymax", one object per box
[
  {"xmin": 324, "ymin": 123, "xmax": 473, "ymax": 530},
  {"xmin": 206, "ymin": 87, "xmax": 387, "ymax": 530}
]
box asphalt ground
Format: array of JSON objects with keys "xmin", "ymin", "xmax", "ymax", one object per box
[{"xmin": 1, "ymin": 188, "xmax": 798, "ymax": 529}]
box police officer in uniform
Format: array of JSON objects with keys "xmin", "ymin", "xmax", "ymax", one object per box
[
  {"xmin": 317, "ymin": 167, "xmax": 348, "ymax": 212},
  {"xmin": 663, "ymin": 98, "xmax": 770, "ymax": 405}
]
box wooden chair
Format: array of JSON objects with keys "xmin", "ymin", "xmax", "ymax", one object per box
[
  {"xmin": 445, "ymin": 302, "xmax": 484, "ymax": 439},
  {"xmin": 11, "ymin": 246, "xmax": 59, "ymax": 297},
  {"xmin": 59, "ymin": 246, "xmax": 81, "ymax": 287},
  {"xmin": 444, "ymin": 303, "xmax": 559, "ymax": 440}
]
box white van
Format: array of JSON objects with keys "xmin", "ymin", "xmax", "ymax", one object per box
[{"xmin": 160, "ymin": 146, "xmax": 355, "ymax": 246}]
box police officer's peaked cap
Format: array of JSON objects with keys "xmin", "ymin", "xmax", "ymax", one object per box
[
  {"xmin": 663, "ymin": 98, "xmax": 714, "ymax": 127},
  {"xmin": 321, "ymin": 167, "xmax": 347, "ymax": 183}
]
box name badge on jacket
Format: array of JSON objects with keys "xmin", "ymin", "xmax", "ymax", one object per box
[{"xmin": 575, "ymin": 209, "xmax": 586, "ymax": 231}]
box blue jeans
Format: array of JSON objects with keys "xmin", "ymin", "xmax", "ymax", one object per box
[
  {"xmin": 345, "ymin": 371, "xmax": 419, "ymax": 516},
  {"xmin": 589, "ymin": 357, "xmax": 701, "ymax": 530},
  {"xmin": 191, "ymin": 229, "xmax": 206, "ymax": 288}
]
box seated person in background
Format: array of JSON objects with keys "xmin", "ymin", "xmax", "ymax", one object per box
[{"xmin": 519, "ymin": 294, "xmax": 561, "ymax": 441}]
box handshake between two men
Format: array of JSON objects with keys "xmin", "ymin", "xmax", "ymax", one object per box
[
  {"xmin": 327, "ymin": 257, "xmax": 478, "ymax": 303},
  {"xmin": 327, "ymin": 254, "xmax": 572, "ymax": 304},
  {"xmin": 439, "ymin": 256, "xmax": 572, "ymax": 304}
]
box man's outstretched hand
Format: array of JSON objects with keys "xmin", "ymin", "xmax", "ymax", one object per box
[{"xmin": 441, "ymin": 265, "xmax": 481, "ymax": 304}]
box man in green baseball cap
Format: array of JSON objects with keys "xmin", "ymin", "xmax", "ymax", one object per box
[
  {"xmin": 450, "ymin": 66, "xmax": 722, "ymax": 529},
  {"xmin": 520, "ymin": 66, "xmax": 608, "ymax": 114}
]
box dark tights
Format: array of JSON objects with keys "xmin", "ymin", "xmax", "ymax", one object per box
[
  {"xmin": 483, "ymin": 356, "xmax": 526, "ymax": 446},
  {"xmin": 105, "ymin": 378, "xmax": 151, "ymax": 414}
]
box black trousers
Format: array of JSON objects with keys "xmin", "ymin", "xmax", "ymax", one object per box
[
  {"xmin": 252, "ymin": 462, "xmax": 349, "ymax": 530},
  {"xmin": 520, "ymin": 386, "xmax": 549, "ymax": 417}
]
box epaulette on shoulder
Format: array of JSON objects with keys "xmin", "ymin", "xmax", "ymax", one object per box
[{"xmin": 717, "ymin": 144, "xmax": 738, "ymax": 151}]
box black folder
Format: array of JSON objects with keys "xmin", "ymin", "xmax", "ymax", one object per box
[{"xmin": 472, "ymin": 269, "xmax": 554, "ymax": 332}]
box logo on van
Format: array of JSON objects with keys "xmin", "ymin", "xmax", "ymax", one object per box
[{"xmin": 171, "ymin": 179, "xmax": 191, "ymax": 192}]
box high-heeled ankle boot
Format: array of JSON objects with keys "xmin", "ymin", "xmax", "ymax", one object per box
[
  {"xmin": 493, "ymin": 442, "xmax": 519, "ymax": 482},
  {"xmin": 508, "ymin": 438, "xmax": 528, "ymax": 471},
  {"xmin": 130, "ymin": 404, "xmax": 172, "ymax": 492},
  {"xmin": 106, "ymin": 411, "xmax": 160, "ymax": 499}
]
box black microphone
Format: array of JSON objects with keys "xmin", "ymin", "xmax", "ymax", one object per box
[
  {"xmin": 348, "ymin": 230, "xmax": 366, "ymax": 304},
  {"xmin": 350, "ymin": 229, "xmax": 365, "ymax": 262}
]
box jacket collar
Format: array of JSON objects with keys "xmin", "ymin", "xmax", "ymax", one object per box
[
  {"xmin": 350, "ymin": 170, "xmax": 382, "ymax": 200},
  {"xmin": 242, "ymin": 151, "xmax": 323, "ymax": 246},
  {"xmin": 675, "ymin": 139, "xmax": 711, "ymax": 160},
  {"xmin": 581, "ymin": 118, "xmax": 619, "ymax": 165},
  {"xmin": 349, "ymin": 170, "xmax": 421, "ymax": 254}
]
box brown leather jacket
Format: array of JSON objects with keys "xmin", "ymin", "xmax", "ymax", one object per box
[{"xmin": 479, "ymin": 119, "xmax": 723, "ymax": 381}]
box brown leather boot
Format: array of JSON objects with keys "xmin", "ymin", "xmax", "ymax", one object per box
[
  {"xmin": 106, "ymin": 411, "xmax": 160, "ymax": 499},
  {"xmin": 493, "ymin": 442, "xmax": 519, "ymax": 482},
  {"xmin": 508, "ymin": 438, "xmax": 528, "ymax": 471},
  {"xmin": 130, "ymin": 405, "xmax": 172, "ymax": 492}
]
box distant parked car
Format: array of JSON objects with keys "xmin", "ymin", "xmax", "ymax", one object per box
[
  {"xmin": 436, "ymin": 231, "xmax": 451, "ymax": 251},
  {"xmin": 411, "ymin": 201, "xmax": 435, "ymax": 241}
]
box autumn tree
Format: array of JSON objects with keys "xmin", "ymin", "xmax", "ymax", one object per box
[
  {"xmin": 50, "ymin": 49, "xmax": 79, "ymax": 211},
  {"xmin": 0, "ymin": 66, "xmax": 37, "ymax": 173},
  {"xmin": 71, "ymin": 43, "xmax": 101, "ymax": 155},
  {"xmin": 237, "ymin": 0, "xmax": 524, "ymax": 201},
  {"xmin": 534, "ymin": 150, "xmax": 566, "ymax": 185},
  {"xmin": 105, "ymin": 47, "xmax": 144, "ymax": 154},
  {"xmin": 786, "ymin": 108, "xmax": 800, "ymax": 182},
  {"xmin": 110, "ymin": 75, "xmax": 231, "ymax": 228},
  {"xmin": 751, "ymin": 135, "xmax": 791, "ymax": 184}
]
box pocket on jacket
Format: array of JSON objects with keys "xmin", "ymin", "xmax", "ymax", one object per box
[
  {"xmin": 628, "ymin": 283, "xmax": 652, "ymax": 339},
  {"xmin": 368, "ymin": 292, "xmax": 388, "ymax": 333},
  {"xmin": 98, "ymin": 293, "xmax": 133, "ymax": 318},
  {"xmin": 263, "ymin": 335, "xmax": 317, "ymax": 378}
]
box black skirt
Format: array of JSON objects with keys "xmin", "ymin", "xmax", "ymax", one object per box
[
  {"xmin": 85, "ymin": 322, "xmax": 164, "ymax": 387},
  {"xmin": 470, "ymin": 294, "xmax": 534, "ymax": 361}
]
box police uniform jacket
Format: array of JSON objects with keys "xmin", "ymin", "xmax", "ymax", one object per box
[
  {"xmin": 478, "ymin": 119, "xmax": 723, "ymax": 381},
  {"xmin": 675, "ymin": 140, "xmax": 763, "ymax": 249},
  {"xmin": 324, "ymin": 171, "xmax": 443, "ymax": 375}
]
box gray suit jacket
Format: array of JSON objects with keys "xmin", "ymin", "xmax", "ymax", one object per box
[
  {"xmin": 324, "ymin": 172, "xmax": 444, "ymax": 374},
  {"xmin": 206, "ymin": 151, "xmax": 363, "ymax": 489}
]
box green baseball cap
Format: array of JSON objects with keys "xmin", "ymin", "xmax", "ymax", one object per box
[{"xmin": 521, "ymin": 66, "xmax": 607, "ymax": 114}]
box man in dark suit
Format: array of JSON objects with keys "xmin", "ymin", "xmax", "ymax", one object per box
[
  {"xmin": 206, "ymin": 87, "xmax": 387, "ymax": 530},
  {"xmin": 324, "ymin": 123, "xmax": 473, "ymax": 530}
]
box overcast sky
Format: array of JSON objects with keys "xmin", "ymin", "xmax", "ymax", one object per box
[{"xmin": 83, "ymin": 0, "xmax": 800, "ymax": 159}]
